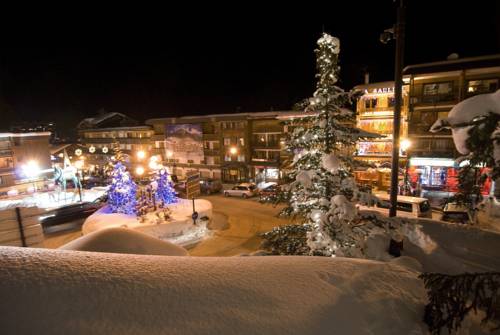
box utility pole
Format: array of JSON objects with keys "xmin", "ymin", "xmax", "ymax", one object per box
[{"xmin": 388, "ymin": 0, "xmax": 406, "ymax": 217}]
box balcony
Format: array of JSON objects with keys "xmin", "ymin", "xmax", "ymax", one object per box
[
  {"xmin": 412, "ymin": 94, "xmax": 458, "ymax": 106},
  {"xmin": 203, "ymin": 149, "xmax": 220, "ymax": 156},
  {"xmin": 81, "ymin": 137, "xmax": 150, "ymax": 144},
  {"xmin": 410, "ymin": 137, "xmax": 456, "ymax": 157},
  {"xmin": 252, "ymin": 142, "xmax": 281, "ymax": 149},
  {"xmin": 0, "ymin": 149, "xmax": 13, "ymax": 157},
  {"xmin": 202, "ymin": 133, "xmax": 220, "ymax": 140}
]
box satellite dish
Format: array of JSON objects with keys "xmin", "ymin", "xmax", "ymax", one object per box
[{"xmin": 447, "ymin": 53, "xmax": 459, "ymax": 60}]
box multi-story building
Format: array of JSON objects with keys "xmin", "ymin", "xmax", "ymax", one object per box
[
  {"xmin": 353, "ymin": 81, "xmax": 409, "ymax": 190},
  {"xmin": 146, "ymin": 111, "xmax": 294, "ymax": 183},
  {"xmin": 10, "ymin": 122, "xmax": 58, "ymax": 143},
  {"xmin": 0, "ymin": 132, "xmax": 51, "ymax": 194},
  {"xmin": 77, "ymin": 112, "xmax": 154, "ymax": 175},
  {"xmin": 404, "ymin": 54, "xmax": 500, "ymax": 193}
]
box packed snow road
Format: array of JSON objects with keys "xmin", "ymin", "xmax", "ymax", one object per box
[{"xmin": 188, "ymin": 194, "xmax": 291, "ymax": 256}]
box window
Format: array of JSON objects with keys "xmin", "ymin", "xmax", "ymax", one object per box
[
  {"xmin": 252, "ymin": 150, "xmax": 267, "ymax": 160},
  {"xmin": 377, "ymin": 200, "xmax": 391, "ymax": 209},
  {"xmin": 0, "ymin": 157, "xmax": 13, "ymax": 169},
  {"xmin": 214, "ymin": 156, "xmax": 220, "ymax": 165},
  {"xmin": 268, "ymin": 134, "xmax": 280, "ymax": 146},
  {"xmin": 268, "ymin": 151, "xmax": 280, "ymax": 161},
  {"xmin": 364, "ymin": 97, "xmax": 378, "ymax": 109},
  {"xmin": 396, "ymin": 202, "xmax": 413, "ymax": 212},
  {"xmin": 419, "ymin": 201, "xmax": 431, "ymax": 213},
  {"xmin": 237, "ymin": 155, "xmax": 245, "ymax": 162},
  {"xmin": 239, "ymin": 138, "xmax": 245, "ymax": 146},
  {"xmin": 388, "ymin": 96, "xmax": 396, "ymax": 107},
  {"xmin": 224, "ymin": 138, "xmax": 231, "ymax": 146},
  {"xmin": 467, "ymin": 79, "xmax": 498, "ymax": 95},
  {"xmin": 206, "ymin": 156, "xmax": 215, "ymax": 165},
  {"xmin": 433, "ymin": 138, "xmax": 454, "ymax": 151},
  {"xmin": 225, "ymin": 155, "xmax": 231, "ymax": 162},
  {"xmin": 422, "ymin": 82, "xmax": 454, "ymax": 102},
  {"xmin": 204, "ymin": 141, "xmax": 210, "ymax": 150}
]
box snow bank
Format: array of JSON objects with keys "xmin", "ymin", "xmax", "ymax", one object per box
[
  {"xmin": 59, "ymin": 227, "xmax": 188, "ymax": 256},
  {"xmin": 82, "ymin": 199, "xmax": 212, "ymax": 245},
  {"xmin": 359, "ymin": 210, "xmax": 500, "ymax": 274},
  {"xmin": 0, "ymin": 246, "xmax": 432, "ymax": 335}
]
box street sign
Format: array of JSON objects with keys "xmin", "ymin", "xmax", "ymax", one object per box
[{"xmin": 185, "ymin": 171, "xmax": 200, "ymax": 199}]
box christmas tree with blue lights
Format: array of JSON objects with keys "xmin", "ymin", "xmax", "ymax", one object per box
[
  {"xmin": 154, "ymin": 168, "xmax": 177, "ymax": 205},
  {"xmin": 108, "ymin": 162, "xmax": 137, "ymax": 214}
]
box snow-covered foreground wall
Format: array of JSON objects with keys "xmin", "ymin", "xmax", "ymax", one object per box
[{"xmin": 0, "ymin": 246, "xmax": 435, "ymax": 335}]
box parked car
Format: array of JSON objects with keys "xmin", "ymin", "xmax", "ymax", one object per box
[
  {"xmin": 224, "ymin": 183, "xmax": 257, "ymax": 198},
  {"xmin": 441, "ymin": 202, "xmax": 474, "ymax": 224},
  {"xmin": 82, "ymin": 175, "xmax": 108, "ymax": 189},
  {"xmin": 259, "ymin": 183, "xmax": 280, "ymax": 200},
  {"xmin": 40, "ymin": 197, "xmax": 106, "ymax": 228},
  {"xmin": 200, "ymin": 178, "xmax": 223, "ymax": 195},
  {"xmin": 359, "ymin": 193, "xmax": 432, "ymax": 218}
]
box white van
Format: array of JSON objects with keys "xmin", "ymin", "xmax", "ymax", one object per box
[{"xmin": 360, "ymin": 193, "xmax": 432, "ymax": 218}]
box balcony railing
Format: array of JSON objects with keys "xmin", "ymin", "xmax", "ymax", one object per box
[{"xmin": 0, "ymin": 149, "xmax": 13, "ymax": 157}]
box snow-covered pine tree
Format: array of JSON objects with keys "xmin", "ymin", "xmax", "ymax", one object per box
[
  {"xmin": 266, "ymin": 33, "xmax": 380, "ymax": 257},
  {"xmin": 108, "ymin": 161, "xmax": 137, "ymax": 214},
  {"xmin": 154, "ymin": 167, "xmax": 177, "ymax": 205},
  {"xmin": 430, "ymin": 90, "xmax": 500, "ymax": 208}
]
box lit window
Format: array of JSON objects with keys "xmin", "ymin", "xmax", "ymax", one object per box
[{"xmin": 467, "ymin": 79, "xmax": 498, "ymax": 95}]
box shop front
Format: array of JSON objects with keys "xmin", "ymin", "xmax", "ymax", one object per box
[
  {"xmin": 221, "ymin": 163, "xmax": 248, "ymax": 183},
  {"xmin": 407, "ymin": 158, "xmax": 458, "ymax": 192},
  {"xmin": 253, "ymin": 166, "xmax": 280, "ymax": 184}
]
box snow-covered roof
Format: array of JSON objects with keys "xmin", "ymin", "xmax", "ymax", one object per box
[
  {"xmin": 403, "ymin": 54, "xmax": 500, "ymax": 75},
  {"xmin": 146, "ymin": 111, "xmax": 297, "ymax": 123},
  {"xmin": 77, "ymin": 112, "xmax": 139, "ymax": 130},
  {"xmin": 0, "ymin": 132, "xmax": 51, "ymax": 139}
]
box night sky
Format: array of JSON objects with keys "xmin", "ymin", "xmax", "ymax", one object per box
[{"xmin": 0, "ymin": 2, "xmax": 499, "ymax": 136}]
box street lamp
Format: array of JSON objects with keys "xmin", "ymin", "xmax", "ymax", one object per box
[
  {"xmin": 381, "ymin": 0, "xmax": 406, "ymax": 217},
  {"xmin": 22, "ymin": 160, "xmax": 41, "ymax": 192},
  {"xmin": 137, "ymin": 150, "xmax": 146, "ymax": 160},
  {"xmin": 400, "ymin": 138, "xmax": 411, "ymax": 153},
  {"xmin": 135, "ymin": 166, "xmax": 145, "ymax": 176},
  {"xmin": 229, "ymin": 147, "xmax": 238, "ymax": 155}
]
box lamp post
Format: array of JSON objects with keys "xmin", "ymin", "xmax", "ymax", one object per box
[{"xmin": 381, "ymin": 0, "xmax": 406, "ymax": 217}]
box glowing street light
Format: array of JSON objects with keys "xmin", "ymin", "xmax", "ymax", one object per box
[
  {"xmin": 400, "ymin": 138, "xmax": 411, "ymax": 153},
  {"xmin": 74, "ymin": 160, "xmax": 84, "ymax": 169},
  {"xmin": 22, "ymin": 160, "xmax": 40, "ymax": 178},
  {"xmin": 149, "ymin": 156, "xmax": 160, "ymax": 170},
  {"xmin": 135, "ymin": 166, "xmax": 145, "ymax": 176},
  {"xmin": 229, "ymin": 147, "xmax": 238, "ymax": 155},
  {"xmin": 166, "ymin": 150, "xmax": 173, "ymax": 158},
  {"xmin": 136, "ymin": 150, "xmax": 146, "ymax": 160}
]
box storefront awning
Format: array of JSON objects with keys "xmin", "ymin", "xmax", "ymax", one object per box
[{"xmin": 409, "ymin": 157, "xmax": 455, "ymax": 167}]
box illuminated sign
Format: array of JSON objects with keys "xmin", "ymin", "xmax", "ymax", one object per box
[
  {"xmin": 410, "ymin": 158, "xmax": 455, "ymax": 167},
  {"xmin": 364, "ymin": 87, "xmax": 395, "ymax": 94}
]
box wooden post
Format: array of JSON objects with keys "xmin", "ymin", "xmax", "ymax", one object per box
[{"xmin": 15, "ymin": 207, "xmax": 27, "ymax": 247}]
